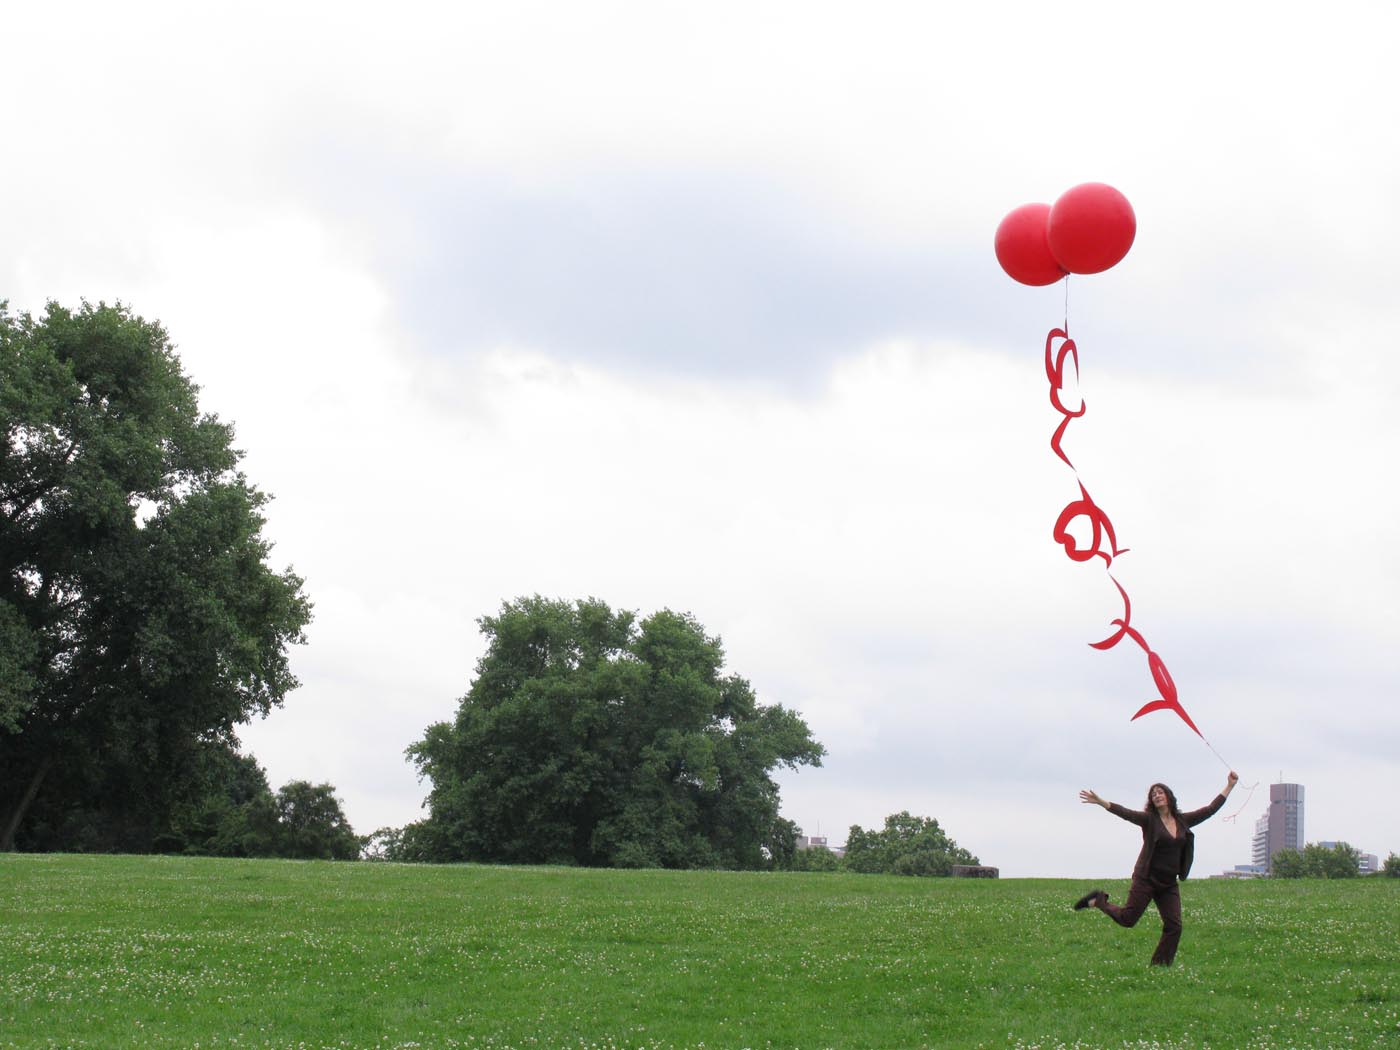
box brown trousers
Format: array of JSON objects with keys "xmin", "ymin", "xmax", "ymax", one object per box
[{"xmin": 1099, "ymin": 877, "xmax": 1183, "ymax": 966}]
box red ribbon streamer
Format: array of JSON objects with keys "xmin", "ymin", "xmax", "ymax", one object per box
[{"xmin": 1044, "ymin": 327, "xmax": 1203, "ymax": 739}]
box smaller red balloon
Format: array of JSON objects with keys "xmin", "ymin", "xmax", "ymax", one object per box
[
  {"xmin": 1047, "ymin": 183, "xmax": 1136, "ymax": 275},
  {"xmin": 995, "ymin": 203, "xmax": 1066, "ymax": 287}
]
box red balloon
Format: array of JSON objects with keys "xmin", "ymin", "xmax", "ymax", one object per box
[
  {"xmin": 1047, "ymin": 183, "xmax": 1136, "ymax": 275},
  {"xmin": 995, "ymin": 202, "xmax": 1065, "ymax": 286}
]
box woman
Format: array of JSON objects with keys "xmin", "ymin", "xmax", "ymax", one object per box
[{"xmin": 1074, "ymin": 771, "xmax": 1239, "ymax": 966}]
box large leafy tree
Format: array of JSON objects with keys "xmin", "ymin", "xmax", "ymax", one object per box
[
  {"xmin": 407, "ymin": 596, "xmax": 824, "ymax": 869},
  {"xmin": 1, "ymin": 301, "xmax": 311, "ymax": 851},
  {"xmin": 843, "ymin": 811, "xmax": 980, "ymax": 876}
]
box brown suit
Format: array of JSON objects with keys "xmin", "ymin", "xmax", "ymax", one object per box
[{"xmin": 1099, "ymin": 793, "xmax": 1226, "ymax": 965}]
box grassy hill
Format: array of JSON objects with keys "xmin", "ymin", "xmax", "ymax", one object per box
[{"xmin": 1, "ymin": 854, "xmax": 1395, "ymax": 1048}]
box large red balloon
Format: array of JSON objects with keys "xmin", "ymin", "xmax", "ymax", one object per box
[
  {"xmin": 995, "ymin": 202, "xmax": 1066, "ymax": 286},
  {"xmin": 1047, "ymin": 183, "xmax": 1136, "ymax": 275}
]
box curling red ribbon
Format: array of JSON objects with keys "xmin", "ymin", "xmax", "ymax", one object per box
[
  {"xmin": 1045, "ymin": 328, "xmax": 1084, "ymax": 470},
  {"xmin": 1053, "ymin": 482, "xmax": 1127, "ymax": 566},
  {"xmin": 1045, "ymin": 326, "xmax": 1203, "ymax": 739},
  {"xmin": 1093, "ymin": 577, "xmax": 1203, "ymax": 739}
]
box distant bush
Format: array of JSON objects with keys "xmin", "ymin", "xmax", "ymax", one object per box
[
  {"xmin": 1271, "ymin": 842, "xmax": 1361, "ymax": 878},
  {"xmin": 843, "ymin": 812, "xmax": 978, "ymax": 877},
  {"xmin": 786, "ymin": 846, "xmax": 843, "ymax": 872}
]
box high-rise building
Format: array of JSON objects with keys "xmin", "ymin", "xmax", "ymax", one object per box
[
  {"xmin": 1251, "ymin": 811, "xmax": 1270, "ymax": 869},
  {"xmin": 1250, "ymin": 782, "xmax": 1305, "ymax": 873}
]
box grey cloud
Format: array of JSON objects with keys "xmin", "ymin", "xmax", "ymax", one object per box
[
  {"xmin": 391, "ymin": 174, "xmax": 984, "ymax": 381},
  {"xmin": 297, "ymin": 155, "xmax": 1349, "ymax": 391},
  {"xmin": 291, "ymin": 154, "xmax": 1048, "ymax": 382}
]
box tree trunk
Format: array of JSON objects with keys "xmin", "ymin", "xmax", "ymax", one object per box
[{"xmin": 1, "ymin": 756, "xmax": 52, "ymax": 851}]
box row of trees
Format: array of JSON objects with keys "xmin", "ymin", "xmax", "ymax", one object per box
[
  {"xmin": 1271, "ymin": 843, "xmax": 1400, "ymax": 879},
  {"xmin": 368, "ymin": 803, "xmax": 982, "ymax": 875},
  {"xmin": 3, "ymin": 305, "xmax": 825, "ymax": 869}
]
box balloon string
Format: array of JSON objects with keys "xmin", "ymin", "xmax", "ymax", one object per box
[
  {"xmin": 1200, "ymin": 734, "xmax": 1231, "ymax": 771},
  {"xmin": 1197, "ymin": 733, "xmax": 1255, "ymax": 823},
  {"xmin": 1063, "ymin": 274, "xmax": 1070, "ymax": 331},
  {"xmin": 1220, "ymin": 780, "xmax": 1260, "ymax": 823}
]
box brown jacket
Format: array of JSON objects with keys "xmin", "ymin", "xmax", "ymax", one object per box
[{"xmin": 1107, "ymin": 793, "xmax": 1226, "ymax": 882}]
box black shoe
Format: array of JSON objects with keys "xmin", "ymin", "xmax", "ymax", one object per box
[{"xmin": 1073, "ymin": 889, "xmax": 1106, "ymax": 910}]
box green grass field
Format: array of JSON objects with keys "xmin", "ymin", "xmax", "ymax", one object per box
[{"xmin": 1, "ymin": 855, "xmax": 1395, "ymax": 1049}]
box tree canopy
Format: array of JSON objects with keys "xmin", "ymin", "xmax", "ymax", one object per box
[
  {"xmin": 149, "ymin": 743, "xmax": 359, "ymax": 860},
  {"xmin": 1, "ymin": 301, "xmax": 312, "ymax": 851},
  {"xmin": 266, "ymin": 781, "xmax": 362, "ymax": 861},
  {"xmin": 1270, "ymin": 842, "xmax": 1362, "ymax": 879},
  {"xmin": 405, "ymin": 596, "xmax": 824, "ymax": 869},
  {"xmin": 842, "ymin": 811, "xmax": 980, "ymax": 876}
]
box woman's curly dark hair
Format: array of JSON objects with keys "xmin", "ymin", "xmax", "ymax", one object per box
[{"xmin": 1144, "ymin": 783, "xmax": 1184, "ymax": 823}]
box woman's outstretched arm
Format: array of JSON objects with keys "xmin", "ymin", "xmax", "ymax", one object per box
[
  {"xmin": 1082, "ymin": 788, "xmax": 1146, "ymax": 824},
  {"xmin": 1185, "ymin": 772, "xmax": 1242, "ymax": 826},
  {"xmin": 1079, "ymin": 789, "xmax": 1110, "ymax": 809}
]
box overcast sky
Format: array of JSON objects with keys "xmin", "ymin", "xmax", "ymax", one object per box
[{"xmin": 5, "ymin": 2, "xmax": 1398, "ymax": 878}]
